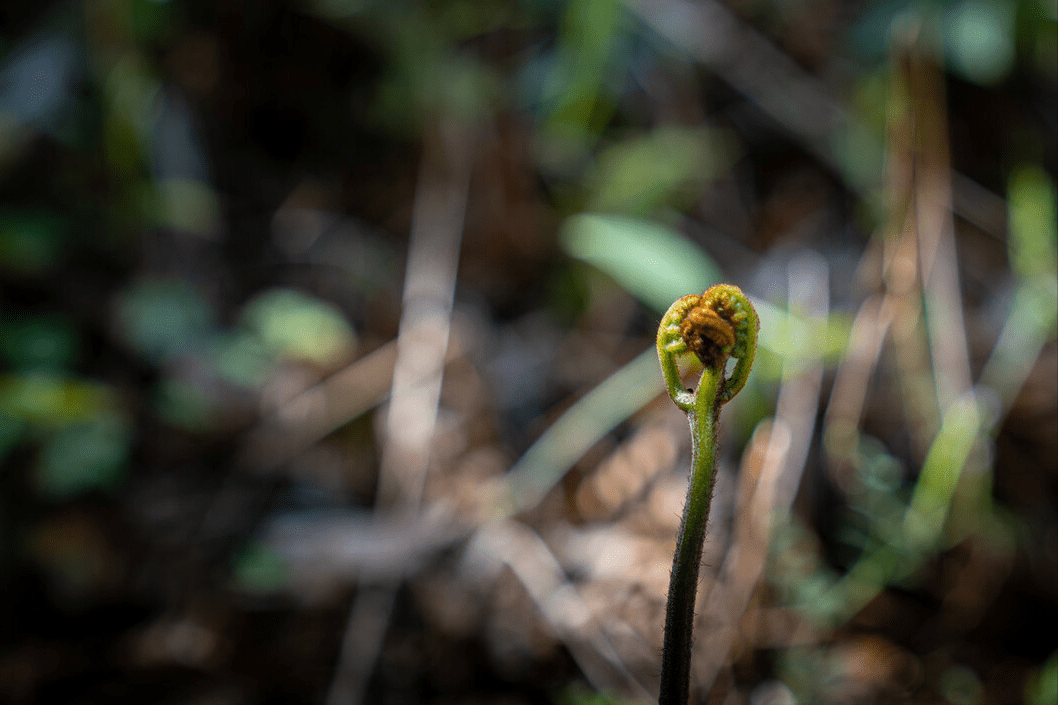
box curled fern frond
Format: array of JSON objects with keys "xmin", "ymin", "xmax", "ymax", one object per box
[
  {"xmin": 656, "ymin": 283, "xmax": 758, "ymax": 705},
  {"xmin": 657, "ymin": 284, "xmax": 759, "ymax": 411}
]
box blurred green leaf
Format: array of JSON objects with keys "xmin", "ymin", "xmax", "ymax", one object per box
[
  {"xmin": 154, "ymin": 178, "xmax": 221, "ymax": 237},
  {"xmin": 0, "ymin": 212, "xmax": 68, "ymax": 275},
  {"xmin": 0, "ymin": 410, "xmax": 26, "ymax": 461},
  {"xmin": 35, "ymin": 413, "xmax": 131, "ymax": 499},
  {"xmin": 0, "ymin": 373, "xmax": 120, "ymax": 429},
  {"xmin": 559, "ymin": 213, "xmax": 721, "ymax": 312},
  {"xmin": 103, "ymin": 53, "xmax": 159, "ymax": 174},
  {"xmin": 944, "ymin": 0, "xmax": 1015, "ymax": 86},
  {"xmin": 211, "ymin": 330, "xmax": 273, "ymax": 388},
  {"xmin": 0, "ymin": 314, "xmax": 79, "ymax": 372},
  {"xmin": 561, "ymin": 214, "xmax": 850, "ymax": 365},
  {"xmin": 242, "ymin": 288, "xmax": 356, "ymax": 366},
  {"xmin": 154, "ymin": 378, "xmax": 217, "ymax": 432},
  {"xmin": 535, "ymin": 0, "xmax": 625, "ymax": 170},
  {"xmin": 588, "ymin": 127, "xmax": 738, "ymax": 215},
  {"xmin": 117, "ymin": 278, "xmax": 215, "ymax": 362},
  {"xmin": 365, "ymin": 12, "xmax": 500, "ymax": 133},
  {"xmin": 126, "ymin": 0, "xmax": 175, "ymax": 42},
  {"xmin": 1026, "ymin": 650, "xmax": 1058, "ymax": 705},
  {"xmin": 545, "ymin": 0, "xmax": 623, "ymax": 131},
  {"xmin": 754, "ymin": 306, "xmax": 851, "ymax": 375}
]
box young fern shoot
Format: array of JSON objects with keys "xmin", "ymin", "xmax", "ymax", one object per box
[{"xmin": 656, "ymin": 284, "xmax": 758, "ymax": 705}]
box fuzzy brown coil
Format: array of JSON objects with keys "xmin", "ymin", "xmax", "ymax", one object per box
[{"xmin": 677, "ymin": 304, "xmax": 736, "ymax": 369}]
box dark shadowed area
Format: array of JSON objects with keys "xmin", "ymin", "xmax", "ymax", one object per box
[{"xmin": 0, "ymin": 1, "xmax": 1055, "ymax": 704}]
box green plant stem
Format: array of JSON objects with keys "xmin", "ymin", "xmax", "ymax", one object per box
[
  {"xmin": 659, "ymin": 369, "xmax": 721, "ymax": 705},
  {"xmin": 656, "ymin": 285, "xmax": 757, "ymax": 705}
]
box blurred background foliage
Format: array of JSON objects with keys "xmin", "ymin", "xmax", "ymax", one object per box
[{"xmin": 0, "ymin": 0, "xmax": 1055, "ymax": 704}]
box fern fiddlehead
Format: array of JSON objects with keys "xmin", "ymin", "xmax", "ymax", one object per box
[{"xmin": 657, "ymin": 284, "xmax": 758, "ymax": 705}]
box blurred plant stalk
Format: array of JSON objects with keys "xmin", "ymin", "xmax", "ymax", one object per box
[{"xmin": 819, "ymin": 29, "xmax": 1057, "ymax": 631}]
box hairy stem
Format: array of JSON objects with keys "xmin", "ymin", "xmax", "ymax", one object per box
[
  {"xmin": 659, "ymin": 370, "xmax": 720, "ymax": 705},
  {"xmin": 656, "ymin": 285, "xmax": 757, "ymax": 705}
]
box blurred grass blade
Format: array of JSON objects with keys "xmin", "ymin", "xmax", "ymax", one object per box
[
  {"xmin": 543, "ymin": 0, "xmax": 623, "ymax": 133},
  {"xmin": 903, "ymin": 392, "xmax": 982, "ymax": 551},
  {"xmin": 979, "ymin": 165, "xmax": 1058, "ymax": 408},
  {"xmin": 827, "ymin": 393, "xmax": 985, "ymax": 624},
  {"xmin": 1007, "ymin": 164, "xmax": 1058, "ymax": 282},
  {"xmin": 500, "ymin": 346, "xmax": 661, "ymax": 514}
]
